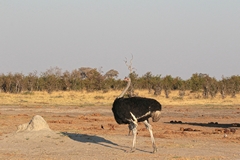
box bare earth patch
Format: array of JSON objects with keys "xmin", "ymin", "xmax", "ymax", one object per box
[{"xmin": 0, "ymin": 105, "xmax": 239, "ymax": 160}]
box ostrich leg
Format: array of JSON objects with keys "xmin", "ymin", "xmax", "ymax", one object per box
[
  {"xmin": 130, "ymin": 122, "xmax": 138, "ymax": 152},
  {"xmin": 129, "ymin": 112, "xmax": 138, "ymax": 152},
  {"xmin": 128, "ymin": 123, "xmax": 134, "ymax": 136},
  {"xmin": 143, "ymin": 120, "xmax": 157, "ymax": 153}
]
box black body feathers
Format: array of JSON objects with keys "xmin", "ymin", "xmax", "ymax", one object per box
[{"xmin": 112, "ymin": 97, "xmax": 162, "ymax": 124}]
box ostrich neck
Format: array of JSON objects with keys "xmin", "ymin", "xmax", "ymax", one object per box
[{"xmin": 117, "ymin": 79, "xmax": 131, "ymax": 98}]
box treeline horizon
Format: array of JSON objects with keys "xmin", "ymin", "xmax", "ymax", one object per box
[{"xmin": 0, "ymin": 66, "xmax": 239, "ymax": 99}]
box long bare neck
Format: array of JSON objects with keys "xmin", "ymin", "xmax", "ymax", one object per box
[{"xmin": 117, "ymin": 78, "xmax": 131, "ymax": 98}]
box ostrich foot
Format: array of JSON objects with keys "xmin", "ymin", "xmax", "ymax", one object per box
[
  {"xmin": 128, "ymin": 147, "xmax": 136, "ymax": 153},
  {"xmin": 152, "ymin": 147, "xmax": 157, "ymax": 153}
]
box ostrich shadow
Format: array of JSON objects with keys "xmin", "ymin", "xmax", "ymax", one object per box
[
  {"xmin": 62, "ymin": 132, "xmax": 152, "ymax": 153},
  {"xmin": 62, "ymin": 132, "xmax": 121, "ymax": 150}
]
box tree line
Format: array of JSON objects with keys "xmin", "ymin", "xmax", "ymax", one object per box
[{"xmin": 0, "ymin": 67, "xmax": 240, "ymax": 99}]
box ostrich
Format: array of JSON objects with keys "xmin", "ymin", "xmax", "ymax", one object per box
[{"xmin": 112, "ymin": 77, "xmax": 162, "ymax": 153}]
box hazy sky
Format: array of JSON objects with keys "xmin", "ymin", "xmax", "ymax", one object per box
[{"xmin": 1, "ymin": 1, "xmax": 240, "ymax": 80}]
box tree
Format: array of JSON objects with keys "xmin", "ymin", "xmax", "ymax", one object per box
[
  {"xmin": 70, "ymin": 69, "xmax": 82, "ymax": 90},
  {"xmin": 85, "ymin": 69, "xmax": 104, "ymax": 91},
  {"xmin": 151, "ymin": 75, "xmax": 162, "ymax": 96},
  {"xmin": 142, "ymin": 72, "xmax": 154, "ymax": 93},
  {"xmin": 2, "ymin": 73, "xmax": 13, "ymax": 93},
  {"xmin": 0, "ymin": 74, "xmax": 4, "ymax": 92},
  {"xmin": 41, "ymin": 67, "xmax": 62, "ymax": 93},
  {"xmin": 162, "ymin": 75, "xmax": 173, "ymax": 98},
  {"xmin": 219, "ymin": 77, "xmax": 227, "ymax": 99},
  {"xmin": 61, "ymin": 70, "xmax": 71, "ymax": 91},
  {"xmin": 104, "ymin": 69, "xmax": 119, "ymax": 79},
  {"xmin": 227, "ymin": 75, "xmax": 240, "ymax": 98},
  {"xmin": 208, "ymin": 77, "xmax": 218, "ymax": 98},
  {"xmin": 190, "ymin": 73, "xmax": 204, "ymax": 92},
  {"xmin": 172, "ymin": 77, "xmax": 185, "ymax": 97},
  {"xmin": 12, "ymin": 73, "xmax": 24, "ymax": 93},
  {"xmin": 79, "ymin": 67, "xmax": 93, "ymax": 79},
  {"xmin": 25, "ymin": 71, "xmax": 38, "ymax": 92}
]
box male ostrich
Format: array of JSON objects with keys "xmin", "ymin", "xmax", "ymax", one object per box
[{"xmin": 112, "ymin": 77, "xmax": 162, "ymax": 153}]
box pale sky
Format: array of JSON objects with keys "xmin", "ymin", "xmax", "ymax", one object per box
[{"xmin": 1, "ymin": 0, "xmax": 240, "ymax": 80}]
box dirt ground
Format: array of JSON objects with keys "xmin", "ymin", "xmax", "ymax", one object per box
[{"xmin": 0, "ymin": 105, "xmax": 240, "ymax": 160}]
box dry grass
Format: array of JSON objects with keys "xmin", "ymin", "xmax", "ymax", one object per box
[{"xmin": 0, "ymin": 90, "xmax": 239, "ymax": 106}]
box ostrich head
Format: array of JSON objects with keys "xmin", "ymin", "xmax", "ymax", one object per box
[{"xmin": 123, "ymin": 77, "xmax": 131, "ymax": 82}]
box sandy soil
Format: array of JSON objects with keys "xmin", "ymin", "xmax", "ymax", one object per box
[{"xmin": 0, "ymin": 105, "xmax": 240, "ymax": 160}]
